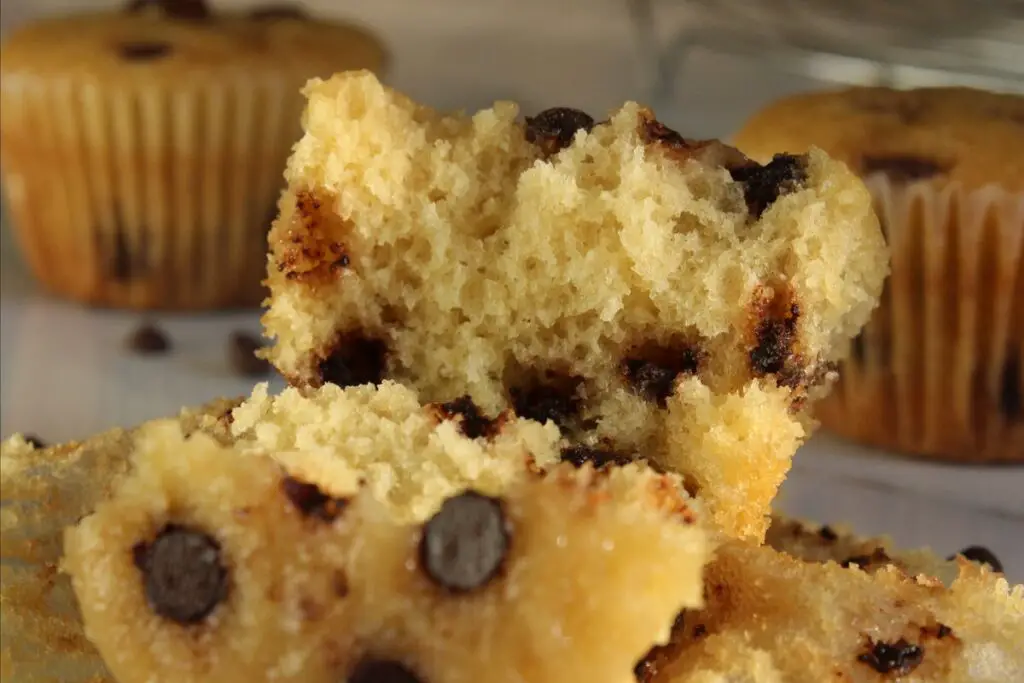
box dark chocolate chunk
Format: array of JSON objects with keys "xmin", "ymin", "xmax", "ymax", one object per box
[
  {"xmin": 317, "ymin": 335, "xmax": 388, "ymax": 388},
  {"xmin": 999, "ymin": 357, "xmax": 1021, "ymax": 420},
  {"xmin": 729, "ymin": 153, "xmax": 807, "ymax": 218},
  {"xmin": 858, "ymin": 638, "xmax": 924, "ymax": 675},
  {"xmin": 126, "ymin": 0, "xmax": 211, "ymax": 20},
  {"xmin": 509, "ymin": 377, "xmax": 581, "ymax": 430},
  {"xmin": 228, "ymin": 331, "xmax": 271, "ymax": 378},
  {"xmin": 622, "ymin": 344, "xmax": 701, "ymax": 407},
  {"xmin": 749, "ymin": 303, "xmax": 799, "ymax": 377},
  {"xmin": 560, "ymin": 445, "xmax": 632, "ymax": 469},
  {"xmin": 22, "ymin": 434, "xmax": 47, "ymax": 449},
  {"xmin": 135, "ymin": 525, "xmax": 227, "ymax": 624},
  {"xmin": 420, "ymin": 491, "xmax": 509, "ymax": 592},
  {"xmin": 525, "ymin": 107, "xmax": 595, "ymax": 155},
  {"xmin": 950, "ymin": 545, "xmax": 1004, "ymax": 573},
  {"xmin": 282, "ymin": 476, "xmax": 348, "ymax": 522},
  {"xmin": 861, "ymin": 155, "xmax": 947, "ymax": 183},
  {"xmin": 818, "ymin": 525, "xmax": 839, "ymax": 542},
  {"xmin": 249, "ymin": 5, "xmax": 308, "ymax": 20},
  {"xmin": 437, "ymin": 396, "xmax": 497, "ymax": 439},
  {"xmin": 348, "ymin": 659, "xmax": 423, "ymax": 683},
  {"xmin": 126, "ymin": 322, "xmax": 171, "ymax": 355},
  {"xmin": 118, "ymin": 41, "xmax": 173, "ymax": 61}
]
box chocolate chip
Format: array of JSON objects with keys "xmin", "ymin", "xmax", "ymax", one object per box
[
  {"xmin": 858, "ymin": 638, "xmax": 924, "ymax": 675},
  {"xmin": 126, "ymin": 0, "xmax": 211, "ymax": 20},
  {"xmin": 317, "ymin": 335, "xmax": 388, "ymax": 388},
  {"xmin": 622, "ymin": 343, "xmax": 701, "ymax": 407},
  {"xmin": 818, "ymin": 525, "xmax": 838, "ymax": 542},
  {"xmin": 420, "ymin": 491, "xmax": 509, "ymax": 593},
  {"xmin": 950, "ymin": 546, "xmax": 1003, "ymax": 573},
  {"xmin": 729, "ymin": 153, "xmax": 807, "ymax": 218},
  {"xmin": 750, "ymin": 303, "xmax": 799, "ymax": 377},
  {"xmin": 348, "ymin": 659, "xmax": 423, "ymax": 683},
  {"xmin": 525, "ymin": 107, "xmax": 595, "ymax": 155},
  {"xmin": 228, "ymin": 331, "xmax": 270, "ymax": 378},
  {"xmin": 509, "ymin": 376, "xmax": 581, "ymax": 430},
  {"xmin": 561, "ymin": 445, "xmax": 632, "ymax": 469},
  {"xmin": 999, "ymin": 357, "xmax": 1021, "ymax": 420},
  {"xmin": 282, "ymin": 477, "xmax": 348, "ymax": 522},
  {"xmin": 126, "ymin": 322, "xmax": 171, "ymax": 355},
  {"xmin": 118, "ymin": 41, "xmax": 173, "ymax": 61},
  {"xmin": 437, "ymin": 396, "xmax": 497, "ymax": 439},
  {"xmin": 22, "ymin": 434, "xmax": 47, "ymax": 449},
  {"xmin": 134, "ymin": 525, "xmax": 227, "ymax": 624},
  {"xmin": 861, "ymin": 155, "xmax": 947, "ymax": 183},
  {"xmin": 634, "ymin": 655, "xmax": 658, "ymax": 683},
  {"xmin": 249, "ymin": 4, "xmax": 308, "ymax": 20}
]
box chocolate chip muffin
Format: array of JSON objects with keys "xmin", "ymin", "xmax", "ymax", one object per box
[
  {"xmin": 0, "ymin": 1, "xmax": 386, "ymax": 310},
  {"xmin": 734, "ymin": 87, "xmax": 1024, "ymax": 463},
  {"xmin": 260, "ymin": 71, "xmax": 888, "ymax": 540},
  {"xmin": 62, "ymin": 411, "xmax": 706, "ymax": 683}
]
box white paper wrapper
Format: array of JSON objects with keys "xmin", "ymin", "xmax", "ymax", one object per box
[
  {"xmin": 816, "ymin": 177, "xmax": 1024, "ymax": 462},
  {"xmin": 0, "ymin": 71, "xmax": 309, "ymax": 310}
]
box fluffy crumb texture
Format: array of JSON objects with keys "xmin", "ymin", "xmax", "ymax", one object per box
[
  {"xmin": 639, "ymin": 541, "xmax": 1024, "ymax": 683},
  {"xmin": 261, "ymin": 71, "xmax": 888, "ymax": 540},
  {"xmin": 0, "ymin": 400, "xmax": 236, "ymax": 683},
  {"xmin": 228, "ymin": 381, "xmax": 564, "ymax": 523},
  {"xmin": 64, "ymin": 422, "xmax": 707, "ymax": 683}
]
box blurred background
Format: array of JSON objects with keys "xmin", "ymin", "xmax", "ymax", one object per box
[{"xmin": 1, "ymin": 0, "xmax": 1022, "ymax": 577}]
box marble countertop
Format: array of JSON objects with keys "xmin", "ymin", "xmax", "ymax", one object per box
[{"xmin": 2, "ymin": 0, "xmax": 1022, "ymax": 581}]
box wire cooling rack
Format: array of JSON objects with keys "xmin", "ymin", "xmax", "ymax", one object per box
[{"xmin": 628, "ymin": 0, "xmax": 1024, "ymax": 107}]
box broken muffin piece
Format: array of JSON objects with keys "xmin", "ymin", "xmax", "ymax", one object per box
[
  {"xmin": 260, "ymin": 71, "xmax": 887, "ymax": 540},
  {"xmin": 63, "ymin": 421, "xmax": 707, "ymax": 683}
]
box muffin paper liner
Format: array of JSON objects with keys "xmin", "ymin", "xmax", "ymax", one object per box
[
  {"xmin": 815, "ymin": 178, "xmax": 1024, "ymax": 462},
  {"xmin": 0, "ymin": 71, "xmax": 309, "ymax": 310}
]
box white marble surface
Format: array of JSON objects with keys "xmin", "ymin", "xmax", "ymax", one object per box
[{"xmin": 1, "ymin": 0, "xmax": 1022, "ymax": 582}]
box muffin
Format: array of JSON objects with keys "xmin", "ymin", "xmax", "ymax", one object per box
[
  {"xmin": 734, "ymin": 87, "xmax": 1024, "ymax": 463},
  {"xmin": 0, "ymin": 1, "xmax": 387, "ymax": 310}
]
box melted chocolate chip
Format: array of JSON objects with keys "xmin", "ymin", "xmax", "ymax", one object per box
[
  {"xmin": 420, "ymin": 491, "xmax": 509, "ymax": 593},
  {"xmin": 317, "ymin": 335, "xmax": 387, "ymax": 388},
  {"xmin": 118, "ymin": 41, "xmax": 173, "ymax": 61},
  {"xmin": 249, "ymin": 4, "xmax": 308, "ymax": 20},
  {"xmin": 950, "ymin": 546, "xmax": 1004, "ymax": 573},
  {"xmin": 560, "ymin": 445, "xmax": 632, "ymax": 469},
  {"xmin": 437, "ymin": 396, "xmax": 498, "ymax": 439},
  {"xmin": 134, "ymin": 525, "xmax": 227, "ymax": 624},
  {"xmin": 228, "ymin": 331, "xmax": 271, "ymax": 378},
  {"xmin": 641, "ymin": 118, "xmax": 688, "ymax": 148},
  {"xmin": 999, "ymin": 357, "xmax": 1021, "ymax": 420},
  {"xmin": 622, "ymin": 344, "xmax": 701, "ymax": 407},
  {"xmin": 509, "ymin": 377, "xmax": 581, "ymax": 430},
  {"xmin": 525, "ymin": 107, "xmax": 595, "ymax": 155},
  {"xmin": 729, "ymin": 154, "xmax": 807, "ymax": 218},
  {"xmin": 750, "ymin": 303, "xmax": 799, "ymax": 377},
  {"xmin": 126, "ymin": 323, "xmax": 171, "ymax": 355},
  {"xmin": 126, "ymin": 0, "xmax": 211, "ymax": 20},
  {"xmin": 282, "ymin": 477, "xmax": 348, "ymax": 522},
  {"xmin": 348, "ymin": 659, "xmax": 423, "ymax": 683},
  {"xmin": 818, "ymin": 525, "xmax": 839, "ymax": 542},
  {"xmin": 22, "ymin": 434, "xmax": 47, "ymax": 449},
  {"xmin": 861, "ymin": 155, "xmax": 947, "ymax": 183},
  {"xmin": 858, "ymin": 638, "xmax": 924, "ymax": 675}
]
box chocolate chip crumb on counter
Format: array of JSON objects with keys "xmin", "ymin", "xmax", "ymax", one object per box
[
  {"xmin": 126, "ymin": 322, "xmax": 171, "ymax": 354},
  {"xmin": 261, "ymin": 71, "xmax": 888, "ymax": 541},
  {"xmin": 734, "ymin": 86, "xmax": 1024, "ymax": 463}
]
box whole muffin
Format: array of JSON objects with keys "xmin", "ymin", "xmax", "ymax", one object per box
[
  {"xmin": 734, "ymin": 86, "xmax": 1024, "ymax": 463},
  {"xmin": 0, "ymin": 1, "xmax": 387, "ymax": 310}
]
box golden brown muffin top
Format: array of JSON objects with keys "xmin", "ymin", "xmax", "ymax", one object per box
[
  {"xmin": 733, "ymin": 87, "xmax": 1024, "ymax": 192},
  {"xmin": 0, "ymin": 2, "xmax": 387, "ymax": 80}
]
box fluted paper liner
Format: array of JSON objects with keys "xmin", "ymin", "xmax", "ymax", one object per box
[
  {"xmin": 816, "ymin": 177, "xmax": 1024, "ymax": 462},
  {"xmin": 0, "ymin": 71, "xmax": 308, "ymax": 310}
]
